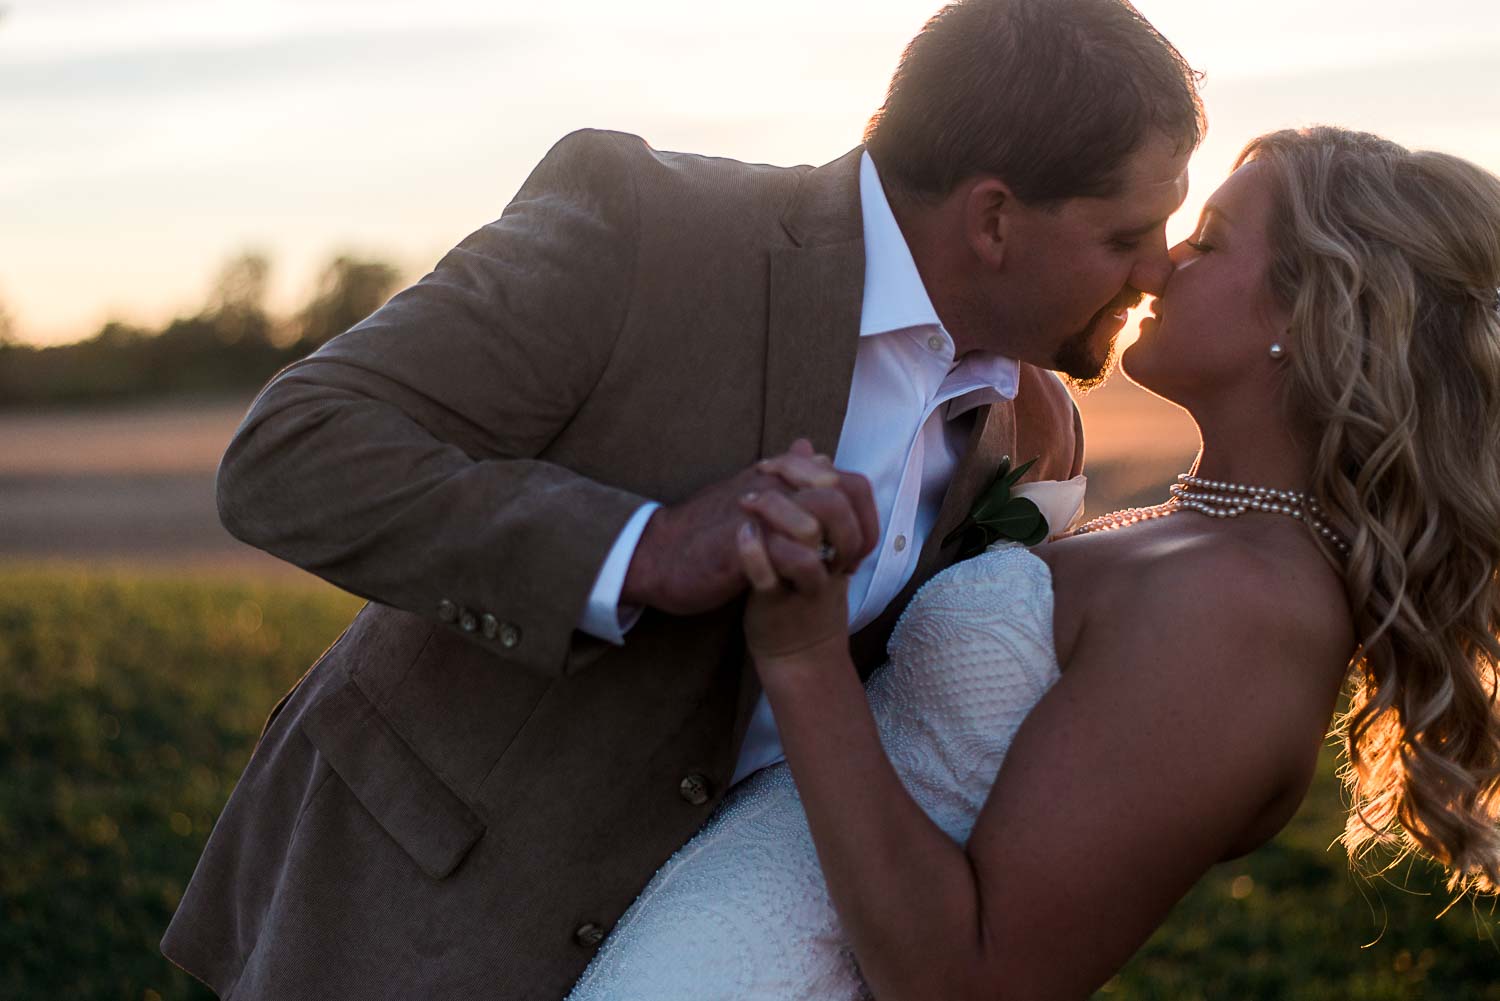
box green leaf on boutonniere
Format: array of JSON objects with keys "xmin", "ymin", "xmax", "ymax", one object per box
[{"xmin": 941, "ymin": 456, "xmax": 1050, "ymax": 559}]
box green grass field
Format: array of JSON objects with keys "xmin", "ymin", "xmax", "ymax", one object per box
[{"xmin": 0, "ymin": 567, "xmax": 1495, "ymax": 1000}]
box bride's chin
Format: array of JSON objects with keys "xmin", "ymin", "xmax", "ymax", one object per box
[
  {"xmin": 1120, "ymin": 340, "xmax": 1182, "ymax": 404},
  {"xmin": 1119, "ymin": 339, "xmax": 1153, "ymax": 389}
]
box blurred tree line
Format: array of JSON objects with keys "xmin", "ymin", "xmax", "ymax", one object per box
[{"xmin": 0, "ymin": 251, "xmax": 402, "ymax": 408}]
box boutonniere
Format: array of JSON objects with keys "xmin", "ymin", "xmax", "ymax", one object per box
[{"xmin": 942, "ymin": 457, "xmax": 1088, "ymax": 560}]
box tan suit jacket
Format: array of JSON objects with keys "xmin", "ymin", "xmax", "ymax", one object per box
[{"xmin": 162, "ymin": 129, "xmax": 1084, "ymax": 1000}]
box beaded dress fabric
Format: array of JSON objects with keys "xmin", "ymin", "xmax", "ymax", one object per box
[{"xmin": 565, "ymin": 545, "xmax": 1061, "ymax": 1001}]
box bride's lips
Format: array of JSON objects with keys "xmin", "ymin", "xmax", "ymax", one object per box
[{"xmin": 1135, "ymin": 297, "xmax": 1163, "ymax": 333}]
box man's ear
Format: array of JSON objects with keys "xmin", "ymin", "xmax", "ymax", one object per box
[{"xmin": 964, "ymin": 177, "xmax": 1016, "ymax": 271}]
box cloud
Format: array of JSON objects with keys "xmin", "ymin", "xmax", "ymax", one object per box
[{"xmin": 2, "ymin": 23, "xmax": 531, "ymax": 103}]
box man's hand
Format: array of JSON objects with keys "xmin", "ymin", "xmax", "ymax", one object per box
[{"xmin": 622, "ymin": 440, "xmax": 877, "ymax": 616}]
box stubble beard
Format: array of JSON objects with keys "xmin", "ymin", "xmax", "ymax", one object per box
[
  {"xmin": 1055, "ymin": 322, "xmax": 1121, "ymax": 395},
  {"xmin": 1056, "ymin": 290, "xmax": 1145, "ymax": 394}
]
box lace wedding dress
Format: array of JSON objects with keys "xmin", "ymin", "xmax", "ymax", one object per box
[{"xmin": 566, "ymin": 545, "xmax": 1060, "ymax": 1001}]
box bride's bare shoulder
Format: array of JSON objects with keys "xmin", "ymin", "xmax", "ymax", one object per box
[
  {"xmin": 1159, "ymin": 527, "xmax": 1344, "ymax": 645},
  {"xmin": 1046, "ymin": 521, "xmax": 1354, "ymax": 687},
  {"xmin": 1048, "ymin": 523, "xmax": 1355, "ymax": 843}
]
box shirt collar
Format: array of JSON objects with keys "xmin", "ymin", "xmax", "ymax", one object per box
[
  {"xmin": 859, "ymin": 150, "xmax": 944, "ymax": 338},
  {"xmin": 945, "ymin": 358, "xmax": 1020, "ymax": 417},
  {"xmin": 858, "ymin": 150, "xmax": 1021, "ymax": 405}
]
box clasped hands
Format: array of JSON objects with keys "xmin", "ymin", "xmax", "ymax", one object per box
[{"xmin": 621, "ymin": 439, "xmax": 874, "ymax": 664}]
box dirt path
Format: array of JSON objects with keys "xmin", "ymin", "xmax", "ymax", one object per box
[
  {"xmin": 0, "ymin": 381, "xmax": 1198, "ymax": 575},
  {"xmin": 0, "ymin": 396, "xmax": 309, "ymax": 577}
]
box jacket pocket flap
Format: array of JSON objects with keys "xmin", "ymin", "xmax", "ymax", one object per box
[{"xmin": 301, "ymin": 676, "xmax": 484, "ymax": 879}]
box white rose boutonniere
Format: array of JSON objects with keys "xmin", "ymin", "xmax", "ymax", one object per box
[
  {"xmin": 943, "ymin": 456, "xmax": 1088, "ymax": 559},
  {"xmin": 1011, "ymin": 474, "xmax": 1088, "ymax": 540}
]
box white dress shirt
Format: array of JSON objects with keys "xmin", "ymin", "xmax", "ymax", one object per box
[{"xmin": 578, "ymin": 151, "xmax": 1020, "ymax": 786}]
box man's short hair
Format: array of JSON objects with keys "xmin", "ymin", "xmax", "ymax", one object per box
[{"xmin": 864, "ymin": 0, "xmax": 1205, "ymax": 205}]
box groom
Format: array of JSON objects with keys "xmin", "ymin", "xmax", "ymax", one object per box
[{"xmin": 163, "ymin": 1, "xmax": 1201, "ymax": 997}]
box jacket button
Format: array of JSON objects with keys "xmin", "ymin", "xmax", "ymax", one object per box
[
  {"xmin": 498, "ymin": 622, "xmax": 521, "ymax": 648},
  {"xmin": 437, "ymin": 599, "xmax": 458, "ymax": 623},
  {"xmin": 574, "ymin": 922, "xmax": 607, "ymax": 947},
  {"xmin": 679, "ymin": 773, "xmax": 711, "ymax": 806},
  {"xmin": 459, "ymin": 609, "xmax": 478, "ymax": 633}
]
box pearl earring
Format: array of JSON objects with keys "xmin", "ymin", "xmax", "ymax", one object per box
[{"xmin": 1269, "ymin": 343, "xmax": 1286, "ymax": 360}]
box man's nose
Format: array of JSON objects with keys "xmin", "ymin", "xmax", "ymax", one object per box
[{"xmin": 1131, "ymin": 242, "xmax": 1175, "ymax": 297}]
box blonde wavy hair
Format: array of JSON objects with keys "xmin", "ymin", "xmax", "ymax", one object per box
[{"xmin": 1238, "ymin": 127, "xmax": 1500, "ymax": 891}]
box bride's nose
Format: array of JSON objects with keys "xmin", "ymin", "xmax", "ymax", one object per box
[{"xmin": 1167, "ymin": 240, "xmax": 1194, "ymax": 268}]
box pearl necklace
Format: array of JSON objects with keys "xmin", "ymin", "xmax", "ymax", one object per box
[{"xmin": 1071, "ymin": 473, "xmax": 1349, "ymax": 553}]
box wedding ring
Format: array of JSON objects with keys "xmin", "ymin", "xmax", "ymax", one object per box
[{"xmin": 816, "ymin": 542, "xmax": 837, "ymax": 566}]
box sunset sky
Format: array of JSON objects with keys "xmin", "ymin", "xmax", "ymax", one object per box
[{"xmin": 4, "ymin": 0, "xmax": 1498, "ymax": 346}]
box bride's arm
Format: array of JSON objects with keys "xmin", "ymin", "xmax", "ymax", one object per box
[{"xmin": 738, "ymin": 522, "xmax": 1343, "ymax": 1001}]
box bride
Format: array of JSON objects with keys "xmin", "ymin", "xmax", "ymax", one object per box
[{"xmin": 567, "ymin": 126, "xmax": 1500, "ymax": 1000}]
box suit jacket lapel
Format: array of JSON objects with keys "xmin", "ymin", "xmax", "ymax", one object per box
[
  {"xmin": 734, "ymin": 147, "xmax": 866, "ymax": 754},
  {"xmin": 759, "ymin": 147, "xmax": 866, "ymax": 459},
  {"xmin": 761, "ymin": 243, "xmax": 864, "ymax": 457}
]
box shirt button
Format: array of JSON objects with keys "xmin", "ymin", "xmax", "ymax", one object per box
[
  {"xmin": 927, "ymin": 334, "xmax": 946, "ymax": 353},
  {"xmin": 437, "ymin": 599, "xmax": 458, "ymax": 623},
  {"xmin": 498, "ymin": 622, "xmax": 522, "ymax": 649},
  {"xmin": 679, "ymin": 773, "xmax": 711, "ymax": 806},
  {"xmin": 893, "ymin": 534, "xmax": 908, "ymax": 552},
  {"xmin": 574, "ymin": 922, "xmax": 607, "ymax": 948},
  {"xmin": 459, "ymin": 609, "xmax": 477, "ymax": 633},
  {"xmin": 481, "ymin": 613, "xmax": 499, "ymax": 639}
]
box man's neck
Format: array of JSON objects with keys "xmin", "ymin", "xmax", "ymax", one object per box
[{"xmin": 885, "ymin": 188, "xmax": 989, "ymax": 357}]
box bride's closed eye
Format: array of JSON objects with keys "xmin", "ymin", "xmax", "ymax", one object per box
[{"xmin": 1184, "ymin": 222, "xmax": 1220, "ymax": 253}]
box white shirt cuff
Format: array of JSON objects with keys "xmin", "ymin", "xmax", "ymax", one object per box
[{"xmin": 577, "ymin": 501, "xmax": 661, "ymax": 645}]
